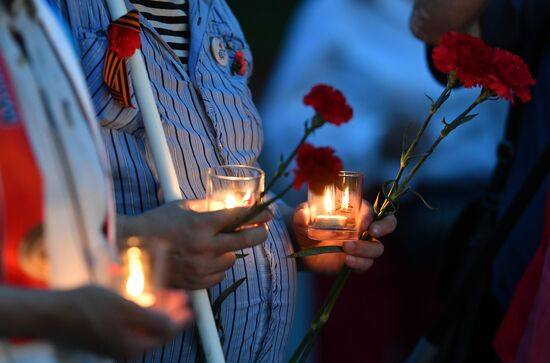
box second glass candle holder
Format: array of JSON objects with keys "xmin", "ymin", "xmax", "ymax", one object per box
[
  {"xmin": 118, "ymin": 236, "xmax": 168, "ymax": 308},
  {"xmin": 307, "ymin": 171, "xmax": 363, "ymax": 240},
  {"xmin": 206, "ymin": 165, "xmax": 265, "ymax": 211}
]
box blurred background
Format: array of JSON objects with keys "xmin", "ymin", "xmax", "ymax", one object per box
[{"xmin": 230, "ymin": 0, "xmax": 509, "ymax": 361}]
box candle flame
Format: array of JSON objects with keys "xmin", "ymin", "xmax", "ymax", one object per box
[
  {"xmin": 323, "ymin": 186, "xmax": 335, "ymax": 214},
  {"xmin": 225, "ymin": 191, "xmax": 252, "ymax": 208},
  {"xmin": 126, "ymin": 247, "xmax": 145, "ymax": 299},
  {"xmin": 341, "ymin": 187, "xmax": 350, "ymax": 210},
  {"xmin": 225, "ymin": 194, "xmax": 237, "ymax": 209}
]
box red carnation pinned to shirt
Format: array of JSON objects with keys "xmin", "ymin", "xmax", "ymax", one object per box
[
  {"xmin": 107, "ymin": 21, "xmax": 141, "ymax": 58},
  {"xmin": 487, "ymin": 48, "xmax": 536, "ymax": 103},
  {"xmin": 232, "ymin": 50, "xmax": 247, "ymax": 76},
  {"xmin": 432, "ymin": 31, "xmax": 493, "ymax": 88},
  {"xmin": 293, "ymin": 143, "xmax": 343, "ymax": 195},
  {"xmin": 303, "ymin": 84, "xmax": 353, "ymax": 126}
]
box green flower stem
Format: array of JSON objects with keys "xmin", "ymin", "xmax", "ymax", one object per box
[
  {"xmin": 290, "ymin": 206, "xmax": 393, "ymax": 362},
  {"xmin": 289, "ymin": 266, "xmax": 352, "ymax": 363},
  {"xmin": 399, "ymin": 90, "xmax": 489, "ymax": 192},
  {"xmin": 222, "ymin": 182, "xmax": 293, "ymax": 233},
  {"xmin": 263, "ymin": 116, "xmax": 324, "ymax": 196},
  {"xmin": 380, "ymin": 81, "xmax": 453, "ymax": 214}
]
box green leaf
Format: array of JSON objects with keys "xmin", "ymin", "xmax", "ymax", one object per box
[
  {"xmin": 373, "ymin": 191, "xmax": 382, "ymax": 214},
  {"xmin": 405, "ymin": 188, "xmax": 437, "ymax": 210},
  {"xmin": 459, "ymin": 113, "xmax": 478, "ymax": 124},
  {"xmin": 424, "ymin": 93, "xmax": 435, "ymax": 104},
  {"xmin": 212, "ymin": 278, "xmax": 246, "ymax": 315},
  {"xmin": 441, "ymin": 88, "xmax": 451, "ymax": 104},
  {"xmin": 288, "ymin": 246, "xmax": 344, "ymax": 258},
  {"xmin": 235, "ymin": 253, "xmax": 249, "ymax": 259}
]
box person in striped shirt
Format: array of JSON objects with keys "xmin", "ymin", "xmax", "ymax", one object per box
[{"xmin": 46, "ymin": 0, "xmax": 397, "ymax": 361}]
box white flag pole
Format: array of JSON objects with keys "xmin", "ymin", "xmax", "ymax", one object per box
[{"xmin": 105, "ymin": 2, "xmax": 225, "ymax": 362}]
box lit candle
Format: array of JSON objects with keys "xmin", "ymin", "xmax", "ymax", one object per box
[
  {"xmin": 314, "ymin": 214, "xmax": 347, "ymax": 228},
  {"xmin": 125, "ymin": 246, "xmax": 156, "ymax": 307},
  {"xmin": 340, "ymin": 187, "xmax": 352, "ymax": 213},
  {"xmin": 225, "ymin": 193, "xmax": 237, "ymax": 208},
  {"xmin": 214, "ymin": 191, "xmax": 252, "ymax": 210},
  {"xmin": 314, "ymin": 186, "xmax": 347, "ymax": 228}
]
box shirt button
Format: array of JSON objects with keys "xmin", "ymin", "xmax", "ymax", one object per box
[{"xmin": 217, "ymin": 141, "xmax": 224, "ymax": 153}]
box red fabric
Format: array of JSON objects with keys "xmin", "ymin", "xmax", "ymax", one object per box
[
  {"xmin": 494, "ymin": 191, "xmax": 550, "ymax": 363},
  {"xmin": 0, "ymin": 53, "xmax": 46, "ymax": 289}
]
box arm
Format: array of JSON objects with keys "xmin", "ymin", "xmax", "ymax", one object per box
[
  {"xmin": 410, "ymin": 0, "xmax": 488, "ymax": 46},
  {"xmin": 0, "ymin": 285, "xmax": 189, "ymax": 358}
]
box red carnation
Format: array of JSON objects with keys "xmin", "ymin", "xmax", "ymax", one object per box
[
  {"xmin": 432, "ymin": 32, "xmax": 493, "ymax": 88},
  {"xmin": 486, "ymin": 48, "xmax": 536, "ymax": 103},
  {"xmin": 303, "ymin": 84, "xmax": 353, "ymax": 125},
  {"xmin": 293, "ymin": 143, "xmax": 343, "ymax": 194},
  {"xmin": 232, "ymin": 51, "xmax": 247, "ymax": 76},
  {"xmin": 107, "ymin": 24, "xmax": 141, "ymax": 58}
]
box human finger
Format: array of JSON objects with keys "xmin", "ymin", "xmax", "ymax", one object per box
[
  {"xmin": 342, "ymin": 240, "xmax": 384, "ymax": 258},
  {"xmin": 368, "ymin": 214, "xmax": 397, "ymax": 238},
  {"xmin": 181, "ymin": 199, "xmax": 208, "ymax": 212},
  {"xmin": 292, "ymin": 203, "xmax": 310, "ymax": 230},
  {"xmin": 214, "ymin": 225, "xmax": 268, "ymax": 252},
  {"xmin": 167, "ymin": 258, "xmax": 228, "ymax": 289},
  {"xmin": 202, "ymin": 207, "xmax": 272, "ymax": 232},
  {"xmin": 358, "ymin": 200, "xmax": 375, "ymax": 232},
  {"xmin": 344, "ymin": 255, "xmax": 374, "ymax": 273}
]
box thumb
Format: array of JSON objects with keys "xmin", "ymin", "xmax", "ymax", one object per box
[
  {"xmin": 293, "ymin": 203, "xmax": 310, "ymax": 229},
  {"xmin": 203, "ymin": 206, "xmax": 272, "ymax": 232}
]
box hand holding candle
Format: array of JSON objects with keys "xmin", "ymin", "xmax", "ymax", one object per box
[{"xmin": 292, "ymin": 199, "xmax": 395, "ymax": 274}]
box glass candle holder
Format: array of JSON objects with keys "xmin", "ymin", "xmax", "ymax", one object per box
[
  {"xmin": 206, "ymin": 165, "xmax": 264, "ymax": 211},
  {"xmin": 307, "ymin": 171, "xmax": 363, "ymax": 240},
  {"xmin": 118, "ymin": 236, "xmax": 168, "ymax": 308}
]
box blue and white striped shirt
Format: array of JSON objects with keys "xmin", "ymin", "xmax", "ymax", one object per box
[{"xmin": 46, "ymin": 0, "xmax": 297, "ymax": 361}]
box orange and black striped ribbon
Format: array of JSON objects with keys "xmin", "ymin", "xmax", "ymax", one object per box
[{"xmin": 103, "ymin": 10, "xmax": 141, "ymax": 108}]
